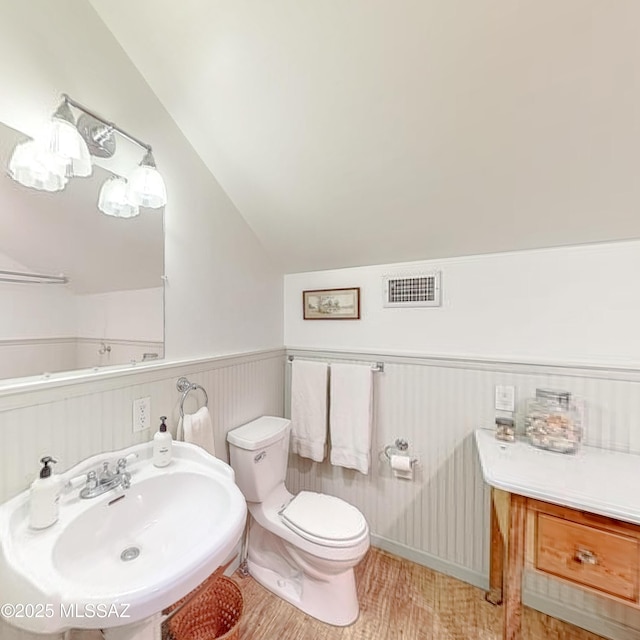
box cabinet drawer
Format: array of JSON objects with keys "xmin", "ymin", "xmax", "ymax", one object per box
[{"xmin": 536, "ymin": 513, "xmax": 639, "ymax": 601}]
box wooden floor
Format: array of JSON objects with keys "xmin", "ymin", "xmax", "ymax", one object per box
[
  {"xmin": 72, "ymin": 548, "xmax": 606, "ymax": 640},
  {"xmin": 232, "ymin": 547, "xmax": 606, "ymax": 640}
]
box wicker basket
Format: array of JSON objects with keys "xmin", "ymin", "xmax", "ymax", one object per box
[{"xmin": 167, "ymin": 576, "xmax": 243, "ymax": 640}]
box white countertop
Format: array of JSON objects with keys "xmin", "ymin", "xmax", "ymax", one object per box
[{"xmin": 475, "ymin": 429, "xmax": 640, "ymax": 526}]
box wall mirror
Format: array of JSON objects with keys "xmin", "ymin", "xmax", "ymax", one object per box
[{"xmin": 0, "ymin": 121, "xmax": 164, "ymax": 383}]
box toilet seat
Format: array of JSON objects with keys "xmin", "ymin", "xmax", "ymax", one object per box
[{"xmin": 280, "ymin": 491, "xmax": 368, "ymax": 548}]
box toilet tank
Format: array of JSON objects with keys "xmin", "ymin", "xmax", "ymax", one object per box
[{"xmin": 227, "ymin": 416, "xmax": 291, "ymax": 502}]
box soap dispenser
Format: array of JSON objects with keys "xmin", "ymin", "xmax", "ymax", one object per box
[
  {"xmin": 153, "ymin": 416, "xmax": 172, "ymax": 467},
  {"xmin": 29, "ymin": 456, "xmax": 62, "ymax": 530}
]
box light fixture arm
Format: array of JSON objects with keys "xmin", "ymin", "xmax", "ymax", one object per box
[{"xmin": 62, "ymin": 94, "xmax": 152, "ymax": 155}]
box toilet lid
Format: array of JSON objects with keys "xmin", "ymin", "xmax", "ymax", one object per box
[{"xmin": 280, "ymin": 491, "xmax": 368, "ymax": 546}]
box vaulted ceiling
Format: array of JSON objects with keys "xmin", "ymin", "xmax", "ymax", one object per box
[{"xmin": 91, "ymin": 1, "xmax": 640, "ymax": 273}]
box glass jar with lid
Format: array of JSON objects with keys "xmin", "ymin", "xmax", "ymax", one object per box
[
  {"xmin": 524, "ymin": 388, "xmax": 581, "ymax": 453},
  {"xmin": 495, "ymin": 417, "xmax": 515, "ymax": 442}
]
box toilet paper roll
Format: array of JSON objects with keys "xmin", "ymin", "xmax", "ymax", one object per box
[
  {"xmin": 390, "ymin": 454, "xmax": 414, "ymax": 480},
  {"xmin": 390, "ymin": 454, "xmax": 412, "ymax": 472}
]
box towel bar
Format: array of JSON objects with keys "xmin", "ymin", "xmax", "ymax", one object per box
[{"xmin": 287, "ymin": 355, "xmax": 384, "ymax": 373}]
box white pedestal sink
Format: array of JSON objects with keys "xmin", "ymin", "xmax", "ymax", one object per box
[{"xmin": 0, "ymin": 442, "xmax": 247, "ymax": 636}]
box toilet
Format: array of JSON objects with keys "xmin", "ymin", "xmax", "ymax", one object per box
[{"xmin": 227, "ymin": 416, "xmax": 370, "ymax": 626}]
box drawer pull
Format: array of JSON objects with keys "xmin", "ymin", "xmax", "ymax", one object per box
[{"xmin": 574, "ymin": 548, "xmax": 598, "ymax": 565}]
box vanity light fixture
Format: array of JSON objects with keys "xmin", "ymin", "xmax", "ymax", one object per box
[{"xmin": 7, "ymin": 94, "xmax": 167, "ymax": 215}]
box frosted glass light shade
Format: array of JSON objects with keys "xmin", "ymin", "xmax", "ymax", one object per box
[
  {"xmin": 127, "ymin": 164, "xmax": 167, "ymax": 209},
  {"xmin": 68, "ymin": 135, "xmax": 92, "ymax": 177},
  {"xmin": 48, "ymin": 118, "xmax": 81, "ymax": 159},
  {"xmin": 98, "ymin": 176, "xmax": 139, "ymax": 218},
  {"xmin": 43, "ymin": 117, "xmax": 92, "ymax": 177},
  {"xmin": 8, "ymin": 140, "xmax": 68, "ymax": 192}
]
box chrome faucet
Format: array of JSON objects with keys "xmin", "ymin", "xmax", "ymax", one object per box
[{"xmin": 74, "ymin": 454, "xmax": 137, "ymax": 499}]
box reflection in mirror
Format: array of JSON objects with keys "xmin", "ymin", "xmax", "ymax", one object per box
[{"xmin": 0, "ymin": 121, "xmax": 164, "ymax": 382}]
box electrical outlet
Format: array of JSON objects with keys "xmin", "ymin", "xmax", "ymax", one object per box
[
  {"xmin": 133, "ymin": 396, "xmax": 151, "ymax": 432},
  {"xmin": 495, "ymin": 385, "xmax": 515, "ymax": 412}
]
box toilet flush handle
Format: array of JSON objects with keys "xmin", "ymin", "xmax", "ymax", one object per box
[{"xmin": 254, "ymin": 451, "xmax": 266, "ymax": 463}]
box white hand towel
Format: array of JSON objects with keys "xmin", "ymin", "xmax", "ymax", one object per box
[
  {"xmin": 330, "ymin": 363, "xmax": 373, "ymax": 474},
  {"xmin": 182, "ymin": 406, "xmax": 216, "ymax": 456},
  {"xmin": 291, "ymin": 360, "xmax": 329, "ymax": 462}
]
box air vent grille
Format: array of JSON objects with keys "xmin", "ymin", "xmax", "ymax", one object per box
[{"xmin": 382, "ymin": 272, "xmax": 441, "ymax": 308}]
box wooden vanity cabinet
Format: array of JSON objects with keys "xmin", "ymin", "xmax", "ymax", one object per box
[
  {"xmin": 489, "ymin": 490, "xmax": 640, "ymax": 640},
  {"xmin": 533, "ymin": 502, "xmax": 640, "ymax": 603},
  {"xmin": 475, "ymin": 429, "xmax": 640, "ymax": 640}
]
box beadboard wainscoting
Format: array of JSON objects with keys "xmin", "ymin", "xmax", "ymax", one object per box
[
  {"xmin": 0, "ymin": 348, "xmax": 285, "ymax": 640},
  {"xmin": 284, "ymin": 348, "xmax": 640, "ymax": 640}
]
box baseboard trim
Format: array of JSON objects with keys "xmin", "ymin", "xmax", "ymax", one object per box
[
  {"xmin": 370, "ymin": 534, "xmax": 489, "ymax": 591},
  {"xmin": 524, "ymin": 591, "xmax": 638, "ymax": 640}
]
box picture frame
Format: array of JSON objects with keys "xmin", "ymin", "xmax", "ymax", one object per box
[{"xmin": 302, "ymin": 287, "xmax": 361, "ymax": 320}]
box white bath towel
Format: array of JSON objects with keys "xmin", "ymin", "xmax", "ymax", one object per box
[
  {"xmin": 291, "ymin": 360, "xmax": 329, "ymax": 462},
  {"xmin": 330, "ymin": 363, "xmax": 373, "ymax": 474},
  {"xmin": 181, "ymin": 406, "xmax": 216, "ymax": 456}
]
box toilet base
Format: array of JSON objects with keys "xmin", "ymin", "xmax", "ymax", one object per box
[
  {"xmin": 246, "ymin": 520, "xmax": 361, "ymax": 626},
  {"xmin": 247, "ymin": 558, "xmax": 359, "ymax": 626}
]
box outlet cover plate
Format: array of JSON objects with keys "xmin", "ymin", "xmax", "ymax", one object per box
[
  {"xmin": 495, "ymin": 385, "xmax": 515, "ymax": 412},
  {"xmin": 133, "ymin": 396, "xmax": 151, "ymax": 432}
]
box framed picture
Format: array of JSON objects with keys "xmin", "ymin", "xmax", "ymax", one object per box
[{"xmin": 302, "ymin": 287, "xmax": 361, "ymax": 320}]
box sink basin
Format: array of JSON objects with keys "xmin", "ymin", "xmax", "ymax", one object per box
[{"xmin": 0, "ymin": 442, "xmax": 247, "ymax": 634}]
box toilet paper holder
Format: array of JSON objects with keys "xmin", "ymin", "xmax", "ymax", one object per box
[{"xmin": 383, "ymin": 438, "xmax": 418, "ymax": 467}]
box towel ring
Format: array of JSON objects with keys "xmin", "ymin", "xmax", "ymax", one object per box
[{"xmin": 176, "ymin": 376, "xmax": 209, "ymax": 419}]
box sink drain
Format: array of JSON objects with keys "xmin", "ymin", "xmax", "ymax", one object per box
[{"xmin": 120, "ymin": 546, "xmax": 140, "ymax": 562}]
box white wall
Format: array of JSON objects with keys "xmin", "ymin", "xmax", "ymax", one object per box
[
  {"xmin": 0, "ymin": 342, "xmax": 77, "ymax": 381},
  {"xmin": 0, "ymin": 247, "xmax": 163, "ymax": 376},
  {"xmin": 75, "ymin": 289, "xmax": 164, "ymax": 368},
  {"xmin": 76, "ymin": 288, "xmax": 163, "ymax": 342},
  {"xmin": 285, "ymin": 240, "xmax": 640, "ymax": 367},
  {"xmin": 0, "ymin": 252, "xmax": 77, "ymax": 378},
  {"xmin": 0, "ymin": 254, "xmax": 163, "ymax": 344},
  {"xmin": 0, "ymin": 0, "xmax": 283, "ymax": 364},
  {"xmin": 0, "ymin": 252, "xmax": 76, "ymax": 339}
]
